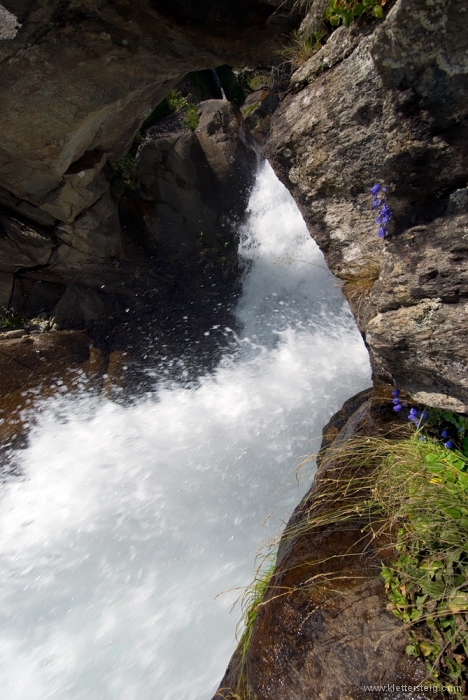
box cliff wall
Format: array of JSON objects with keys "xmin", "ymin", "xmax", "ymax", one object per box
[{"xmin": 265, "ymin": 0, "xmax": 468, "ymax": 412}]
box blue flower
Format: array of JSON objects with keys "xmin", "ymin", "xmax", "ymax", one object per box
[
  {"xmin": 409, "ymin": 408, "xmax": 419, "ymax": 416},
  {"xmin": 393, "ymin": 404, "xmax": 402, "ymax": 412},
  {"xmin": 441, "ymin": 430, "xmax": 448, "ymax": 438},
  {"xmin": 392, "ymin": 398, "xmax": 401, "ymax": 405},
  {"xmin": 377, "ymin": 226, "xmax": 387, "ymax": 238},
  {"xmin": 392, "ymin": 389, "xmax": 400, "ymax": 397},
  {"xmin": 420, "ymin": 411, "xmax": 428, "ymax": 421},
  {"xmin": 370, "ymin": 184, "xmax": 381, "ymax": 196},
  {"xmin": 444, "ymin": 440, "xmax": 453, "ymax": 449}
]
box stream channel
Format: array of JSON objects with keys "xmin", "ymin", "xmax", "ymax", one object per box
[{"xmin": 0, "ymin": 162, "xmax": 371, "ymax": 700}]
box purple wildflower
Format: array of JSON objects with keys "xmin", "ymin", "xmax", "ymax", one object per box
[
  {"xmin": 393, "ymin": 404, "xmax": 402, "ymax": 412},
  {"xmin": 392, "ymin": 389, "xmax": 400, "ymax": 398},
  {"xmin": 444, "ymin": 440, "xmax": 453, "ymax": 449},
  {"xmin": 441, "ymin": 430, "xmax": 449, "ymax": 438},
  {"xmin": 370, "ymin": 184, "xmax": 392, "ymax": 238}
]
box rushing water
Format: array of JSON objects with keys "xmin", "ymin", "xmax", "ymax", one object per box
[{"xmin": 0, "ymin": 163, "xmax": 371, "ymax": 700}]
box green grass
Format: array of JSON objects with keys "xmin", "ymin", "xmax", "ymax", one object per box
[
  {"xmin": 374, "ymin": 438, "xmax": 468, "ymax": 696},
  {"xmin": 234, "ymin": 430, "xmax": 468, "ymax": 697},
  {"xmin": 236, "ymin": 554, "xmax": 277, "ymax": 661},
  {"xmin": 281, "ymin": 30, "xmax": 323, "ymax": 68}
]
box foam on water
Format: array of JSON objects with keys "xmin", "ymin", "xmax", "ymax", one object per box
[{"xmin": 0, "ymin": 162, "xmax": 371, "ymax": 699}]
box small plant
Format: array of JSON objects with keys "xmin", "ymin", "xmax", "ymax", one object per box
[
  {"xmin": 377, "ymin": 439, "xmax": 468, "ymax": 697},
  {"xmin": 236, "ymin": 555, "xmax": 277, "ymax": 660},
  {"xmin": 143, "ymin": 90, "xmax": 199, "ymax": 132},
  {"xmin": 0, "ymin": 307, "xmax": 26, "ymax": 331},
  {"xmin": 326, "ymin": 0, "xmax": 386, "ymax": 28},
  {"xmin": 241, "ymin": 433, "xmax": 468, "ymax": 696},
  {"xmin": 340, "ymin": 256, "xmax": 381, "ymax": 303},
  {"xmin": 391, "ymin": 392, "xmax": 468, "ymax": 457},
  {"xmin": 183, "ymin": 103, "xmax": 199, "ymax": 131},
  {"xmin": 426, "ymin": 409, "xmax": 468, "ymax": 457},
  {"xmin": 109, "ymin": 153, "xmax": 139, "ymax": 192},
  {"xmin": 282, "ymin": 30, "xmax": 324, "ymax": 67}
]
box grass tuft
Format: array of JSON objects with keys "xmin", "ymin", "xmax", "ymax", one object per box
[
  {"xmin": 281, "ymin": 30, "xmax": 324, "ymax": 67},
  {"xmin": 234, "ymin": 431, "xmax": 468, "ymax": 697},
  {"xmin": 236, "ymin": 554, "xmax": 277, "ymax": 661}
]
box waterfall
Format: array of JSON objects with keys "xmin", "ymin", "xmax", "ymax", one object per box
[{"xmin": 0, "ymin": 162, "xmax": 371, "ymax": 700}]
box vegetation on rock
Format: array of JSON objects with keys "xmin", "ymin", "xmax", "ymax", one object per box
[
  {"xmin": 325, "ymin": 0, "xmax": 385, "ymax": 27},
  {"xmin": 233, "ymin": 414, "xmax": 468, "ymax": 698}
]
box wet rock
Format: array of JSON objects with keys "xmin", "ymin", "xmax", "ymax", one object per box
[
  {"xmin": 0, "ymin": 332, "xmax": 91, "ymax": 397},
  {"xmin": 214, "ymin": 395, "xmax": 431, "ymax": 700},
  {"xmin": 265, "ymin": 0, "xmax": 468, "ymax": 410},
  {"xmin": 136, "ymin": 99, "xmax": 257, "ymax": 254},
  {"xmin": 0, "ymin": 330, "xmax": 93, "ymax": 443}
]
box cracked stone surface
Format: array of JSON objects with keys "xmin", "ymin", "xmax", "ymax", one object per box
[{"xmin": 265, "ymin": 0, "xmax": 468, "ymax": 411}]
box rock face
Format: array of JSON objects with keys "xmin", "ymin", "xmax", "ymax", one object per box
[
  {"xmin": 0, "ymin": 0, "xmax": 292, "ymax": 331},
  {"xmin": 0, "ymin": 0, "xmax": 289, "ymax": 208},
  {"xmin": 265, "ymin": 0, "xmax": 468, "ymax": 411},
  {"xmin": 0, "ymin": 97, "xmax": 257, "ymax": 330},
  {"xmin": 136, "ymin": 100, "xmax": 257, "ymax": 254}
]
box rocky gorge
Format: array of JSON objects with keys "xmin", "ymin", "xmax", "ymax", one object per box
[{"xmin": 0, "ymin": 0, "xmax": 467, "ymax": 698}]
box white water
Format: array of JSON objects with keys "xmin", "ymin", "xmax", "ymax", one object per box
[{"xmin": 0, "ymin": 163, "xmax": 371, "ymax": 700}]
